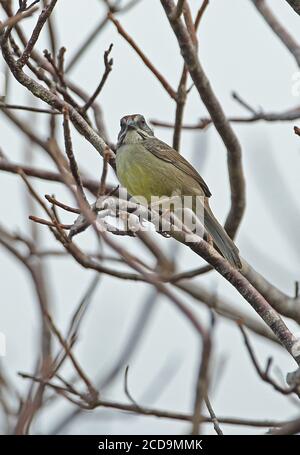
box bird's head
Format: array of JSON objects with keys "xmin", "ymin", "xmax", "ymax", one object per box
[{"xmin": 117, "ymin": 114, "xmax": 154, "ymax": 147}]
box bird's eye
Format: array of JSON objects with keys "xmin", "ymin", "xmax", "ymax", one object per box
[{"xmin": 140, "ymin": 118, "xmax": 145, "ymax": 126}]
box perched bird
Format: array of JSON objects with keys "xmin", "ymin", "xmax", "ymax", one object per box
[{"xmin": 116, "ymin": 114, "xmax": 241, "ymax": 269}]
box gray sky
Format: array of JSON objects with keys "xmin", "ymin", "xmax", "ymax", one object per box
[{"xmin": 1, "ymin": 0, "xmax": 300, "ymax": 435}]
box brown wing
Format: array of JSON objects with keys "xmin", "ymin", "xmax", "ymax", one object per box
[{"xmin": 143, "ymin": 137, "xmax": 212, "ymax": 197}]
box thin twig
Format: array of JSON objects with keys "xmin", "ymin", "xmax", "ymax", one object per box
[
  {"xmin": 192, "ymin": 326, "xmax": 212, "ymax": 435},
  {"xmin": 65, "ymin": 0, "xmax": 141, "ymax": 73},
  {"xmin": 62, "ymin": 107, "xmax": 89, "ymax": 204},
  {"xmin": 43, "ymin": 310, "xmax": 98, "ymax": 398},
  {"xmin": 108, "ymin": 13, "xmax": 177, "ymax": 100},
  {"xmin": 29, "ymin": 215, "xmax": 72, "ymax": 230},
  {"xmin": 251, "ymin": 0, "xmax": 300, "ymax": 67},
  {"xmin": 194, "ymin": 0, "xmax": 209, "ymax": 31},
  {"xmin": 0, "ymin": 103, "xmax": 60, "ymax": 114},
  {"xmin": 82, "ymin": 44, "xmax": 113, "ymax": 113},
  {"xmin": 205, "ymin": 394, "xmax": 223, "ymax": 435},
  {"xmin": 172, "ymin": 0, "xmax": 209, "ymax": 151},
  {"xmin": 17, "ymin": 0, "xmax": 58, "ymax": 68},
  {"xmin": 124, "ymin": 366, "xmax": 142, "ymax": 409},
  {"xmin": 97, "ymin": 146, "xmax": 112, "ymax": 197},
  {"xmin": 161, "ymin": 0, "xmax": 246, "ymax": 239},
  {"xmin": 171, "ymin": 0, "xmax": 185, "ymax": 21},
  {"xmin": 0, "ymin": 159, "xmax": 106, "ymax": 195},
  {"xmin": 16, "ymin": 374, "xmax": 293, "ymax": 428},
  {"xmin": 0, "ymin": 6, "xmax": 39, "ymax": 32},
  {"xmin": 45, "ymin": 195, "xmax": 80, "ymax": 214},
  {"xmin": 239, "ymin": 325, "xmax": 298, "ymax": 395}
]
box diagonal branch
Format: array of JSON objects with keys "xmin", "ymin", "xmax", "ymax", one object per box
[
  {"xmin": 239, "ymin": 325, "xmax": 298, "ymax": 395},
  {"xmin": 0, "ymin": 28, "xmax": 114, "ymax": 161},
  {"xmin": 171, "ymin": 0, "xmax": 185, "ymax": 21},
  {"xmin": 108, "ymin": 12, "xmax": 177, "ymax": 100},
  {"xmin": 0, "ymin": 5, "xmax": 39, "ymax": 32},
  {"xmin": 251, "ymin": 0, "xmax": 300, "ymax": 67},
  {"xmin": 17, "ymin": 0, "xmax": 58, "ymax": 67},
  {"xmin": 81, "ymin": 44, "xmax": 113, "ymax": 113},
  {"xmin": 160, "ymin": 0, "xmax": 246, "ymax": 240},
  {"xmin": 65, "ymin": 0, "xmax": 142, "ymax": 73},
  {"xmin": 151, "ymin": 104, "xmax": 300, "ymax": 130}
]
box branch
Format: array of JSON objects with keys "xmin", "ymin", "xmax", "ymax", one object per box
[
  {"xmin": 204, "ymin": 394, "xmax": 223, "ymax": 435},
  {"xmin": 251, "ymin": 0, "xmax": 300, "ymax": 67},
  {"xmin": 124, "ymin": 366, "xmax": 141, "ymax": 409},
  {"xmin": 17, "ymin": 373, "xmax": 292, "ymax": 428},
  {"xmin": 108, "ymin": 12, "xmax": 177, "ymax": 100},
  {"xmin": 43, "ymin": 310, "xmax": 97, "ymax": 399},
  {"xmin": 1, "ymin": 3, "xmax": 111, "ymax": 145},
  {"xmin": 176, "ymin": 280, "xmax": 279, "ymax": 344},
  {"xmin": 192, "ymin": 330, "xmax": 211, "ymax": 434},
  {"xmin": 2, "ymin": 155, "xmax": 299, "ymax": 345},
  {"xmin": 195, "ymin": 0, "xmax": 209, "ymax": 31},
  {"xmin": 171, "ymin": 0, "xmax": 185, "ymax": 21},
  {"xmin": 16, "ymin": 373, "xmax": 290, "ymax": 428},
  {"xmin": 45, "ymin": 195, "xmax": 80, "ymax": 214},
  {"xmin": 81, "ymin": 44, "xmax": 113, "ymax": 113},
  {"xmin": 42, "ymin": 0, "xmax": 57, "ymax": 60},
  {"xmin": 29, "ymin": 215, "xmax": 72, "ymax": 230},
  {"xmin": 97, "ymin": 147, "xmax": 112, "ymax": 197},
  {"xmin": 160, "ymin": 0, "xmax": 246, "ymax": 239},
  {"xmin": 151, "ymin": 104, "xmax": 300, "ymax": 129},
  {"xmin": 239, "ymin": 325, "xmax": 299, "ymax": 395},
  {"xmin": 62, "ymin": 107, "xmax": 88, "ymax": 204},
  {"xmin": 169, "ymin": 228, "xmax": 300, "ymax": 365},
  {"xmin": 67, "ymin": 196, "xmax": 300, "ymax": 366},
  {"xmin": 0, "ymin": 102, "xmax": 60, "ymax": 114},
  {"xmin": 1, "ymin": 28, "xmax": 114, "ymax": 161},
  {"xmin": 17, "ymin": 0, "xmax": 58, "ymax": 68},
  {"xmin": 241, "ymin": 260, "xmax": 300, "ymax": 324},
  {"xmin": 269, "ymin": 416, "xmax": 300, "ymax": 435},
  {"xmin": 65, "ymin": 0, "xmax": 142, "ymax": 73},
  {"xmin": 0, "ymin": 159, "xmax": 102, "ymax": 195},
  {"xmin": 0, "ymin": 221, "xmax": 52, "ymax": 433},
  {"xmin": 0, "ymin": 5, "xmax": 39, "ymax": 32},
  {"xmin": 172, "ymin": 0, "xmax": 209, "ymax": 150}
]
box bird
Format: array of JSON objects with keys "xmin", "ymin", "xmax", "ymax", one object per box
[{"xmin": 115, "ymin": 114, "xmax": 241, "ymax": 269}]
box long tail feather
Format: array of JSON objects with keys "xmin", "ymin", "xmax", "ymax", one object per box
[{"xmin": 204, "ymin": 207, "xmax": 242, "ymax": 269}]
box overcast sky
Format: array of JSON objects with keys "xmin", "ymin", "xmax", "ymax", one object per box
[{"xmin": 1, "ymin": 0, "xmax": 300, "ymax": 435}]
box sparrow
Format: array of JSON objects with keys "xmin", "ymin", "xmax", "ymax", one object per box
[{"xmin": 116, "ymin": 114, "xmax": 241, "ymax": 269}]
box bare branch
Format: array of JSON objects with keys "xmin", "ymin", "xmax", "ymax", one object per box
[
  {"xmin": 82, "ymin": 44, "xmax": 113, "ymax": 113},
  {"xmin": 0, "ymin": 102, "xmax": 59, "ymax": 114},
  {"xmin": 251, "ymin": 0, "xmax": 300, "ymax": 67},
  {"xmin": 62, "ymin": 107, "xmax": 88, "ymax": 204},
  {"xmin": 65, "ymin": 0, "xmax": 142, "ymax": 73},
  {"xmin": 239, "ymin": 325, "xmax": 299, "ymax": 395},
  {"xmin": 151, "ymin": 103, "xmax": 300, "ymax": 129},
  {"xmin": 194, "ymin": 0, "xmax": 209, "ymax": 31},
  {"xmin": 108, "ymin": 13, "xmax": 177, "ymax": 100},
  {"xmin": 17, "ymin": 0, "xmax": 58, "ymax": 68},
  {"xmin": 0, "ymin": 159, "xmax": 102, "ymax": 195},
  {"xmin": 171, "ymin": 0, "xmax": 185, "ymax": 21},
  {"xmin": 0, "ymin": 5, "xmax": 39, "ymax": 32},
  {"xmin": 17, "ymin": 375, "xmax": 293, "ymax": 428},
  {"xmin": 161, "ymin": 0, "xmax": 246, "ymax": 239},
  {"xmin": 205, "ymin": 394, "xmax": 223, "ymax": 435}
]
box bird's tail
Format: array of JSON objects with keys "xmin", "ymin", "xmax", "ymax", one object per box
[{"xmin": 204, "ymin": 206, "xmax": 242, "ymax": 269}]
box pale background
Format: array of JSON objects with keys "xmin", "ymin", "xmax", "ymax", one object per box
[{"xmin": 1, "ymin": 0, "xmax": 300, "ymax": 435}]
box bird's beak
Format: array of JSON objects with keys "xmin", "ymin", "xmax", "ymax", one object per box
[{"xmin": 126, "ymin": 119, "xmax": 136, "ymax": 130}]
